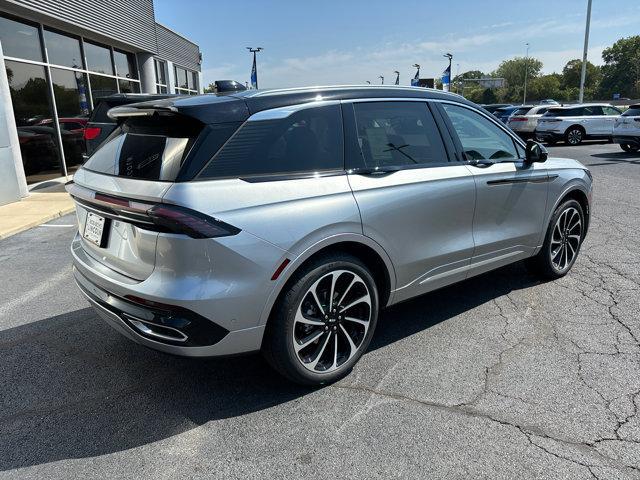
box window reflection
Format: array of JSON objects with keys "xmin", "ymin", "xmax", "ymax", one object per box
[
  {"xmin": 113, "ymin": 50, "xmax": 136, "ymax": 79},
  {"xmin": 89, "ymin": 74, "xmax": 118, "ymax": 100},
  {"xmin": 5, "ymin": 60, "xmax": 64, "ymax": 184},
  {"xmin": 118, "ymin": 79, "xmax": 140, "ymax": 93},
  {"xmin": 0, "ymin": 16, "xmax": 43, "ymax": 62},
  {"xmin": 84, "ymin": 41, "xmax": 113, "ymax": 75},
  {"xmin": 43, "ymin": 29, "xmax": 83, "ymax": 68}
]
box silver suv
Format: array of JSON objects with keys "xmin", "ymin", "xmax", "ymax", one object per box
[
  {"xmin": 68, "ymin": 86, "xmax": 592, "ymax": 385},
  {"xmin": 535, "ymin": 103, "xmax": 622, "ymax": 145}
]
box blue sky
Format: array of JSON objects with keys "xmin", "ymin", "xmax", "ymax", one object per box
[{"xmin": 154, "ymin": 0, "xmax": 640, "ymax": 88}]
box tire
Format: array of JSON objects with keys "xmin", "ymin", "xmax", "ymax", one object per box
[
  {"xmin": 564, "ymin": 126, "xmax": 584, "ymax": 146},
  {"xmin": 621, "ymin": 144, "xmax": 639, "ymax": 153},
  {"xmin": 262, "ymin": 253, "xmax": 379, "ymax": 385},
  {"xmin": 525, "ymin": 199, "xmax": 585, "ymax": 280}
]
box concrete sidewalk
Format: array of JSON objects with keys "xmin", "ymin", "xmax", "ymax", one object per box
[{"xmin": 0, "ymin": 183, "xmax": 75, "ymax": 240}]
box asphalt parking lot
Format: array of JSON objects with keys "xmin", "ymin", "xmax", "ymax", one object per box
[{"xmin": 1, "ymin": 142, "xmax": 639, "ymax": 479}]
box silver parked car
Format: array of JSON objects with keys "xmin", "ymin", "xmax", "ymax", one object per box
[
  {"xmin": 67, "ymin": 86, "xmax": 592, "ymax": 385},
  {"xmin": 507, "ymin": 105, "xmax": 550, "ymax": 139}
]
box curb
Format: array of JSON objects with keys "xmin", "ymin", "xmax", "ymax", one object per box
[{"xmin": 0, "ymin": 206, "xmax": 76, "ymax": 240}]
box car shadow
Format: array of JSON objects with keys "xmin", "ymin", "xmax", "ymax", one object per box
[
  {"xmin": 0, "ymin": 262, "xmax": 540, "ymax": 471},
  {"xmin": 587, "ymin": 151, "xmax": 640, "ymax": 166}
]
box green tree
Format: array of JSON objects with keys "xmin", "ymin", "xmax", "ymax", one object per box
[
  {"xmin": 561, "ymin": 59, "xmax": 601, "ymax": 91},
  {"xmin": 492, "ymin": 57, "xmax": 543, "ymax": 103},
  {"xmin": 203, "ymin": 83, "xmax": 216, "ymax": 93},
  {"xmin": 599, "ymin": 35, "xmax": 640, "ymax": 99},
  {"xmin": 527, "ymin": 74, "xmax": 563, "ymax": 102}
]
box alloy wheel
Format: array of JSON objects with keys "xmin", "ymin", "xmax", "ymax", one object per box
[
  {"xmin": 292, "ymin": 270, "xmax": 372, "ymax": 373},
  {"xmin": 550, "ymin": 207, "xmax": 582, "ymax": 272},
  {"xmin": 567, "ymin": 129, "xmax": 583, "ymax": 145}
]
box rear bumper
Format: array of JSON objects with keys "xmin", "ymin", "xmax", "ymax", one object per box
[{"xmin": 613, "ymin": 135, "xmax": 640, "ymax": 147}]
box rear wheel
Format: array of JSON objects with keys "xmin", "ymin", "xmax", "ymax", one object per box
[
  {"xmin": 525, "ymin": 199, "xmax": 585, "ymax": 279},
  {"xmin": 263, "ymin": 253, "xmax": 379, "ymax": 385},
  {"xmin": 621, "ymin": 143, "xmax": 639, "ymax": 153},
  {"xmin": 565, "ymin": 127, "xmax": 584, "ymax": 146}
]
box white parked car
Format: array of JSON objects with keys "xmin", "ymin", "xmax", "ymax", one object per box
[
  {"xmin": 613, "ymin": 104, "xmax": 640, "ymax": 153},
  {"xmin": 507, "ymin": 105, "xmax": 551, "ymax": 139},
  {"xmin": 535, "ymin": 104, "xmax": 622, "ymax": 146}
]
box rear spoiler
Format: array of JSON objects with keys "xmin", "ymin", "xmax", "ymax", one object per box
[{"xmin": 107, "ymin": 105, "xmax": 178, "ymax": 120}]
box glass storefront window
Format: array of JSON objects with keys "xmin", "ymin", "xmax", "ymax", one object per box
[
  {"xmin": 5, "ymin": 60, "xmax": 64, "ymax": 184},
  {"xmin": 89, "ymin": 74, "xmax": 118, "ymax": 100},
  {"xmin": 114, "ymin": 49, "xmax": 137, "ymax": 79},
  {"xmin": 84, "ymin": 41, "xmax": 113, "ymax": 75},
  {"xmin": 154, "ymin": 59, "xmax": 166, "ymax": 85},
  {"xmin": 50, "ymin": 68, "xmax": 90, "ymax": 170},
  {"xmin": 175, "ymin": 66, "xmax": 188, "ymax": 89},
  {"xmin": 0, "ymin": 16, "xmax": 43, "ymax": 62},
  {"xmin": 118, "ymin": 79, "xmax": 140, "ymax": 93},
  {"xmin": 43, "ymin": 29, "xmax": 83, "ymax": 68}
]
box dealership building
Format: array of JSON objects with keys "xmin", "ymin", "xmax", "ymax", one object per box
[{"xmin": 0, "ymin": 0, "xmax": 203, "ymax": 205}]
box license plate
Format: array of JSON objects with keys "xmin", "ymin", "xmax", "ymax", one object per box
[{"xmin": 83, "ymin": 212, "xmax": 107, "ymax": 247}]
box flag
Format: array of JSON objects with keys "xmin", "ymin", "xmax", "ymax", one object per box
[
  {"xmin": 441, "ymin": 65, "xmax": 451, "ymax": 92},
  {"xmin": 411, "ymin": 66, "xmax": 420, "ymax": 86},
  {"xmin": 250, "ymin": 53, "xmax": 258, "ymax": 89},
  {"xmin": 395, "ymin": 72, "xmax": 399, "ymax": 85}
]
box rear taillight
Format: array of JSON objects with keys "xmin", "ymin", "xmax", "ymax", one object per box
[
  {"xmin": 67, "ymin": 184, "xmax": 240, "ymax": 239},
  {"xmin": 147, "ymin": 204, "xmax": 240, "ymax": 239},
  {"xmin": 84, "ymin": 127, "xmax": 101, "ymax": 140}
]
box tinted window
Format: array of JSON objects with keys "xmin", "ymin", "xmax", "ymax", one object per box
[
  {"xmin": 89, "ymin": 74, "xmax": 117, "ymax": 100},
  {"xmin": 352, "ymin": 102, "xmax": 446, "ymax": 168},
  {"xmin": 442, "ymin": 104, "xmax": 518, "ymax": 161},
  {"xmin": 622, "ymin": 107, "xmax": 640, "ymax": 117},
  {"xmin": 154, "ymin": 59, "xmax": 166, "ymax": 84},
  {"xmin": 175, "ymin": 67, "xmax": 188, "ymax": 89},
  {"xmin": 0, "ymin": 16, "xmax": 42, "ymax": 61},
  {"xmin": 199, "ymin": 104, "xmax": 343, "ymax": 179},
  {"xmin": 583, "ymin": 106, "xmax": 603, "ymax": 116},
  {"xmin": 83, "ymin": 115, "xmax": 203, "ymax": 181},
  {"xmin": 118, "ymin": 79, "xmax": 140, "ymax": 93},
  {"xmin": 84, "ymin": 42, "xmax": 113, "ymax": 75},
  {"xmin": 43, "ymin": 29, "xmax": 82, "ymax": 68},
  {"xmin": 114, "ymin": 50, "xmax": 137, "ymax": 79},
  {"xmin": 603, "ymin": 106, "xmax": 621, "ymax": 116}
]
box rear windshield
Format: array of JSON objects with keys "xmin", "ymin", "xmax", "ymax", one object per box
[
  {"xmin": 622, "ymin": 107, "xmax": 640, "ymax": 117},
  {"xmin": 82, "ymin": 114, "xmax": 207, "ymax": 181},
  {"xmin": 513, "ymin": 107, "xmax": 532, "ymax": 116}
]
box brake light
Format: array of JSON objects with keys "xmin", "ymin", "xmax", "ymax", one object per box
[
  {"xmin": 84, "ymin": 127, "xmax": 101, "ymax": 140},
  {"xmin": 147, "ymin": 204, "xmax": 240, "ymax": 239}
]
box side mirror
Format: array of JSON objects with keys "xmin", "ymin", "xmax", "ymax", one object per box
[{"xmin": 525, "ymin": 139, "xmax": 548, "ymax": 164}]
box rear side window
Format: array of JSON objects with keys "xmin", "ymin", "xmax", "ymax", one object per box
[
  {"xmin": 82, "ymin": 114, "xmax": 204, "ymax": 181},
  {"xmin": 351, "ymin": 101, "xmax": 447, "ymax": 168},
  {"xmin": 89, "ymin": 101, "xmax": 116, "ymax": 123},
  {"xmin": 603, "ymin": 106, "xmax": 621, "ymax": 115},
  {"xmin": 442, "ymin": 103, "xmax": 518, "ymax": 161},
  {"xmin": 622, "ymin": 107, "xmax": 640, "ymax": 117},
  {"xmin": 583, "ymin": 106, "xmax": 604, "ymax": 116},
  {"xmin": 198, "ymin": 104, "xmax": 343, "ymax": 179}
]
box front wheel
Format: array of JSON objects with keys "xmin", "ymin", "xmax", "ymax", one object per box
[
  {"xmin": 621, "ymin": 144, "xmax": 640, "ymax": 153},
  {"xmin": 525, "ymin": 199, "xmax": 585, "ymax": 279},
  {"xmin": 262, "ymin": 253, "xmax": 379, "ymax": 385}
]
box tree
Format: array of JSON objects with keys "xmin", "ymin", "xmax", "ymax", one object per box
[
  {"xmin": 598, "ymin": 35, "xmax": 640, "ymax": 99},
  {"xmin": 527, "ymin": 74, "xmax": 564, "ymax": 102},
  {"xmin": 561, "ymin": 59, "xmax": 601, "ymax": 90},
  {"xmin": 203, "ymin": 83, "xmax": 216, "ymax": 93},
  {"xmin": 494, "ymin": 57, "xmax": 543, "ymax": 88}
]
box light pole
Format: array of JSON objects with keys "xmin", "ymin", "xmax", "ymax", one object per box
[
  {"xmin": 379, "ymin": 75, "xmax": 384, "ymax": 85},
  {"xmin": 246, "ymin": 47, "xmax": 263, "ymax": 89},
  {"xmin": 523, "ymin": 43, "xmax": 530, "ymax": 105},
  {"xmin": 455, "ymin": 63, "xmax": 460, "ymax": 93},
  {"xmin": 579, "ymin": 0, "xmax": 593, "ymax": 103},
  {"xmin": 394, "ymin": 70, "xmax": 400, "ymax": 85},
  {"xmin": 443, "ymin": 53, "xmax": 453, "ymax": 91}
]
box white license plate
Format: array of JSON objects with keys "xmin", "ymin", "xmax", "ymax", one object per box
[{"xmin": 83, "ymin": 212, "xmax": 107, "ymax": 247}]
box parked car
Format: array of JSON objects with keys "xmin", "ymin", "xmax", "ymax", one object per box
[
  {"xmin": 481, "ymin": 103, "xmax": 512, "ymax": 114},
  {"xmin": 507, "ymin": 105, "xmax": 550, "ymax": 138},
  {"xmin": 67, "ymin": 86, "xmax": 592, "ymax": 385},
  {"xmin": 539, "ymin": 99, "xmax": 560, "ymax": 105},
  {"xmin": 612, "ymin": 103, "xmax": 640, "ymax": 153},
  {"xmin": 535, "ymin": 104, "xmax": 622, "ymax": 145},
  {"xmin": 84, "ymin": 93, "xmax": 178, "ymax": 157},
  {"xmin": 493, "ymin": 105, "xmax": 521, "ymax": 124}
]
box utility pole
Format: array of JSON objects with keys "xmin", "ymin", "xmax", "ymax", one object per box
[
  {"xmin": 246, "ymin": 47, "xmax": 263, "ymax": 89},
  {"xmin": 523, "ymin": 43, "xmax": 530, "ymax": 105},
  {"xmin": 379, "ymin": 75, "xmax": 384, "ymax": 85},
  {"xmin": 579, "ymin": 0, "xmax": 593, "ymax": 103}
]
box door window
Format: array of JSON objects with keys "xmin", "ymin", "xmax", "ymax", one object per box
[
  {"xmin": 603, "ymin": 106, "xmax": 621, "ymax": 116},
  {"xmin": 350, "ymin": 101, "xmax": 446, "ymax": 169},
  {"xmin": 442, "ymin": 104, "xmax": 518, "ymax": 161},
  {"xmin": 583, "ymin": 106, "xmax": 603, "ymax": 116}
]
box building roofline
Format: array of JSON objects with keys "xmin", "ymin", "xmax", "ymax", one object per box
[{"xmin": 155, "ymin": 22, "xmax": 199, "ymax": 48}]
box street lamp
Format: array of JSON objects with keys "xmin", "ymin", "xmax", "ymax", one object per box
[
  {"xmin": 394, "ymin": 70, "xmax": 400, "ymax": 85},
  {"xmin": 579, "ymin": 0, "xmax": 593, "ymax": 103},
  {"xmin": 443, "ymin": 53, "xmax": 453, "ymax": 91},
  {"xmin": 523, "ymin": 43, "xmax": 530, "ymax": 104},
  {"xmin": 379, "ymin": 75, "xmax": 384, "ymax": 85},
  {"xmin": 246, "ymin": 47, "xmax": 263, "ymax": 89}
]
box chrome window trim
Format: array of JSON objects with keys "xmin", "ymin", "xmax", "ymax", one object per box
[{"xmin": 247, "ymin": 100, "xmax": 341, "ymax": 121}]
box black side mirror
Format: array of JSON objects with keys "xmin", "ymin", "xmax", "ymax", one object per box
[{"xmin": 525, "ymin": 139, "xmax": 548, "ymax": 164}]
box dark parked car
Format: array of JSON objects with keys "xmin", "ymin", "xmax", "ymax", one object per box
[
  {"xmin": 481, "ymin": 103, "xmax": 512, "ymax": 114},
  {"xmin": 84, "ymin": 93, "xmax": 178, "ymax": 157},
  {"xmin": 493, "ymin": 105, "xmax": 521, "ymax": 124}
]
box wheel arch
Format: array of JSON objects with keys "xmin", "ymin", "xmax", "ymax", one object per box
[
  {"xmin": 547, "ymin": 183, "xmax": 591, "ymax": 238},
  {"xmin": 257, "ymin": 234, "xmax": 397, "ymax": 328},
  {"xmin": 565, "ymin": 124, "xmax": 586, "ymax": 136}
]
